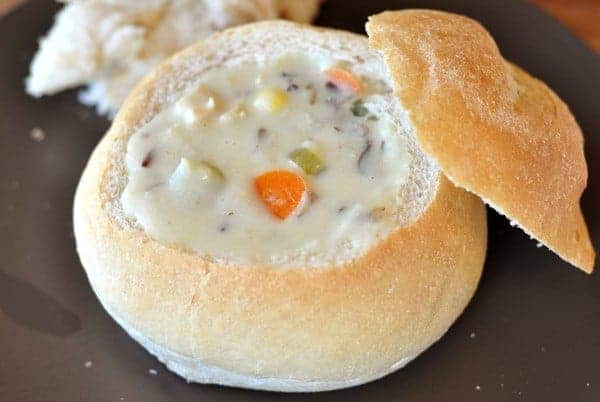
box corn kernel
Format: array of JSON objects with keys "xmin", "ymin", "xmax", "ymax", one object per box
[
  {"xmin": 253, "ymin": 89, "xmax": 288, "ymax": 113},
  {"xmin": 220, "ymin": 103, "xmax": 248, "ymax": 124}
]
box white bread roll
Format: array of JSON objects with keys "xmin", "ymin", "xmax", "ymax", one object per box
[
  {"xmin": 26, "ymin": 0, "xmax": 321, "ymax": 116},
  {"xmin": 74, "ymin": 18, "xmax": 487, "ymax": 391}
]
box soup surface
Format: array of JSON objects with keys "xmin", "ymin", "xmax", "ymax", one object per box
[{"xmin": 121, "ymin": 54, "xmax": 412, "ymax": 266}]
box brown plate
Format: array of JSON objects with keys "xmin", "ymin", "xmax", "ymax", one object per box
[{"xmin": 0, "ymin": 1, "xmax": 598, "ymax": 401}]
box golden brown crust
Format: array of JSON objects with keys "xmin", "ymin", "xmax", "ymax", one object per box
[
  {"xmin": 276, "ymin": 0, "xmax": 322, "ymax": 23},
  {"xmin": 74, "ymin": 21, "xmax": 487, "ymax": 386},
  {"xmin": 367, "ymin": 10, "xmax": 595, "ymax": 273}
]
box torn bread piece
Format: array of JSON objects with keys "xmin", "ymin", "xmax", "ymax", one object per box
[
  {"xmin": 367, "ymin": 10, "xmax": 595, "ymax": 273},
  {"xmin": 26, "ymin": 0, "xmax": 321, "ymax": 117}
]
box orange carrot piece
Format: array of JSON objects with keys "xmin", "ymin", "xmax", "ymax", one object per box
[
  {"xmin": 325, "ymin": 67, "xmax": 364, "ymax": 96},
  {"xmin": 254, "ymin": 170, "xmax": 307, "ymax": 219}
]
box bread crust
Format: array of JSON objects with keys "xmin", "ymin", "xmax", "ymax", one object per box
[
  {"xmin": 74, "ymin": 21, "xmax": 487, "ymax": 391},
  {"xmin": 367, "ymin": 10, "xmax": 595, "ymax": 272},
  {"xmin": 276, "ymin": 0, "xmax": 321, "ymax": 23}
]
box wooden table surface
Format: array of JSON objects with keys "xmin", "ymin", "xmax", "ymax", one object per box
[
  {"xmin": 1, "ymin": 0, "xmax": 599, "ymax": 52},
  {"xmin": 531, "ymin": 0, "xmax": 600, "ymax": 53}
]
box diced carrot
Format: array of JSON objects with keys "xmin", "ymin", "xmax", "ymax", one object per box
[
  {"xmin": 254, "ymin": 170, "xmax": 307, "ymax": 219},
  {"xmin": 325, "ymin": 67, "xmax": 364, "ymax": 96}
]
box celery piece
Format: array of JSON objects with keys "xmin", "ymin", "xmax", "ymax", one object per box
[
  {"xmin": 351, "ymin": 99, "xmax": 369, "ymax": 117},
  {"xmin": 290, "ymin": 147, "xmax": 325, "ymax": 175}
]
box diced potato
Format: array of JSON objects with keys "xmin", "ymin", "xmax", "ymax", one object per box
[
  {"xmin": 175, "ymin": 87, "xmax": 219, "ymax": 125},
  {"xmin": 253, "ymin": 89, "xmax": 288, "ymax": 113},
  {"xmin": 219, "ymin": 102, "xmax": 248, "ymax": 124},
  {"xmin": 169, "ymin": 158, "xmax": 224, "ymax": 202},
  {"xmin": 168, "ymin": 124, "xmax": 193, "ymax": 146}
]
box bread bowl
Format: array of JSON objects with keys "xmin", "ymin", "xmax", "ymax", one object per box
[
  {"xmin": 74, "ymin": 9, "xmax": 593, "ymax": 392},
  {"xmin": 26, "ymin": 0, "xmax": 321, "ymax": 116}
]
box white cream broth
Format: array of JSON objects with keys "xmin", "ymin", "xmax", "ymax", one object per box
[{"xmin": 121, "ymin": 54, "xmax": 412, "ymax": 267}]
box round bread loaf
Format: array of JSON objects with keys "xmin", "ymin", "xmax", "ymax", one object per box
[{"xmin": 73, "ymin": 19, "xmax": 488, "ymax": 391}]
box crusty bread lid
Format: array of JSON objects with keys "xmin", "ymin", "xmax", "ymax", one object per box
[{"xmin": 366, "ymin": 10, "xmax": 595, "ymax": 273}]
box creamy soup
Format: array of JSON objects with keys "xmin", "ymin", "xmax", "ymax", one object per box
[{"xmin": 121, "ymin": 54, "xmax": 412, "ymax": 267}]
